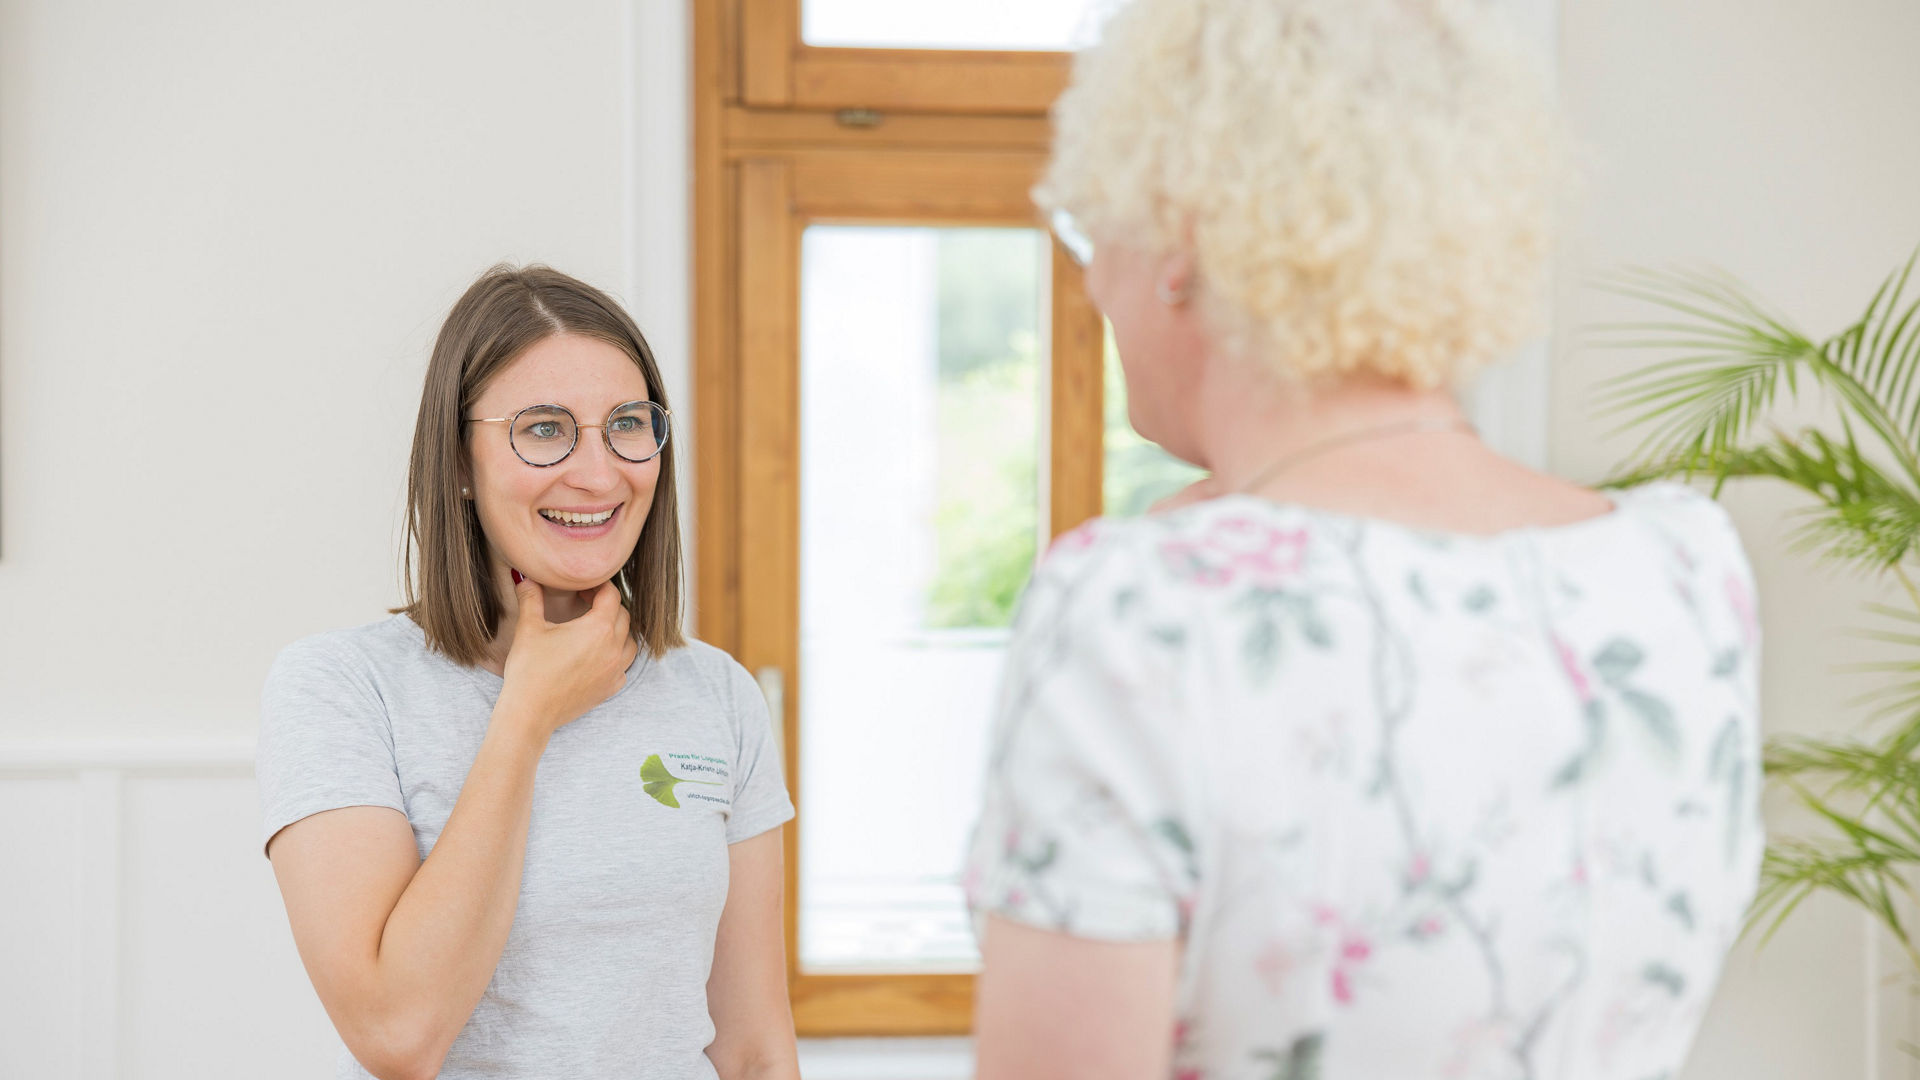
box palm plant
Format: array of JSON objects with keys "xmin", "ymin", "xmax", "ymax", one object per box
[{"xmin": 1597, "ymin": 247, "xmax": 1920, "ymax": 974}]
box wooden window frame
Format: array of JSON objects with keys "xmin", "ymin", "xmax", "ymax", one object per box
[
  {"xmin": 693, "ymin": 0, "xmax": 1102, "ymax": 1037},
  {"xmin": 736, "ymin": 0, "xmax": 1074, "ymax": 113}
]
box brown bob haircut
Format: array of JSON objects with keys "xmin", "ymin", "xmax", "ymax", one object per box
[{"xmin": 392, "ymin": 264, "xmax": 686, "ymax": 666}]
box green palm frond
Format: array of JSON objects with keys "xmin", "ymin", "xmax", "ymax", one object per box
[
  {"xmin": 1591, "ymin": 267, "xmax": 1820, "ymax": 472},
  {"xmin": 1833, "ymin": 248, "xmax": 1920, "ymax": 442},
  {"xmin": 1839, "ymin": 605, "xmax": 1920, "ymax": 730},
  {"xmin": 1606, "ymin": 426, "xmax": 1920, "ymax": 569},
  {"xmin": 1596, "ymin": 250, "xmax": 1920, "ymax": 492},
  {"xmin": 1768, "ymin": 720, "xmax": 1920, "ymax": 817},
  {"xmin": 1753, "ymin": 829, "xmax": 1920, "ymax": 965},
  {"xmin": 1597, "ymin": 247, "xmax": 1920, "ymax": 983}
]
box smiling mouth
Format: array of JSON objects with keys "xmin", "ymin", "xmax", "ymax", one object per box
[{"xmin": 538, "ymin": 504, "xmax": 621, "ymax": 528}]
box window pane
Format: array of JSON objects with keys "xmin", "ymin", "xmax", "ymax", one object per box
[
  {"xmin": 803, "ymin": 0, "xmax": 1102, "ymax": 51},
  {"xmin": 799, "ymin": 226, "xmax": 1047, "ymax": 972},
  {"xmin": 1103, "ymin": 328, "xmax": 1207, "ymax": 516}
]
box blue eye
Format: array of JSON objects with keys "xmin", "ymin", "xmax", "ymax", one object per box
[
  {"xmin": 609, "ymin": 416, "xmax": 643, "ymax": 433},
  {"xmin": 526, "ymin": 421, "xmax": 565, "ymax": 440}
]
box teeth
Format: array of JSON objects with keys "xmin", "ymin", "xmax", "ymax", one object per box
[{"xmin": 540, "ymin": 507, "xmax": 615, "ymax": 526}]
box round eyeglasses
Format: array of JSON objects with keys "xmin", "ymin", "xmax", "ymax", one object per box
[{"xmin": 465, "ymin": 400, "xmax": 671, "ymax": 468}]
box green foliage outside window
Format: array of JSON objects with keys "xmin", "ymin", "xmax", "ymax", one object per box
[
  {"xmin": 1103, "ymin": 335, "xmax": 1207, "ymax": 518},
  {"xmin": 921, "ymin": 232, "xmax": 1207, "ymax": 630}
]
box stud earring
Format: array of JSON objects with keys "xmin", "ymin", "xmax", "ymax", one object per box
[{"xmin": 461, "ymin": 486, "xmax": 470, "ymax": 497}]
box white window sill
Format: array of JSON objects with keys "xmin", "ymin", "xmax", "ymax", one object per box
[{"xmin": 797, "ymin": 1037, "xmax": 975, "ymax": 1080}]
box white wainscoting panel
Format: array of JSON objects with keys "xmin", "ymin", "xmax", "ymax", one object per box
[
  {"xmin": 0, "ymin": 745, "xmax": 336, "ymax": 1080},
  {"xmin": 0, "ymin": 776, "xmax": 83, "ymax": 1079},
  {"xmin": 120, "ymin": 774, "xmax": 336, "ymax": 1079}
]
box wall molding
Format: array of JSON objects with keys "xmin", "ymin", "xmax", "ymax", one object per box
[{"xmin": 0, "ymin": 740, "xmax": 255, "ymax": 774}]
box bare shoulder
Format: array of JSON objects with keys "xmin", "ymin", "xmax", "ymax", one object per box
[
  {"xmin": 1273, "ymin": 445, "xmax": 1618, "ymax": 535},
  {"xmin": 1504, "ymin": 468, "xmax": 1617, "ymax": 527}
]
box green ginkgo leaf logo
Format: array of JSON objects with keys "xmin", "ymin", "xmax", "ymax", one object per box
[{"xmin": 640, "ymin": 753, "xmax": 723, "ymax": 809}]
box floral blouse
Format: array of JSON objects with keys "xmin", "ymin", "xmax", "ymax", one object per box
[{"xmin": 965, "ymin": 482, "xmax": 1764, "ymax": 1080}]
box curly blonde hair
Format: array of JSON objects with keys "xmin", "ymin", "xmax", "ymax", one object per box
[{"xmin": 1037, "ymin": 0, "xmax": 1568, "ymax": 389}]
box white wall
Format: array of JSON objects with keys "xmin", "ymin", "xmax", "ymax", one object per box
[
  {"xmin": 1553, "ymin": 1, "xmax": 1920, "ymax": 1078},
  {"xmin": 0, "ymin": 0, "xmax": 693, "ymax": 1075},
  {"xmin": 3, "ymin": 0, "xmax": 1918, "ymax": 1076},
  {"xmin": 0, "ymin": 0, "xmax": 689, "ymax": 743}
]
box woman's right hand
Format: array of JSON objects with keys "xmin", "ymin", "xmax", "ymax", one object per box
[{"xmin": 497, "ymin": 575, "xmax": 639, "ymax": 738}]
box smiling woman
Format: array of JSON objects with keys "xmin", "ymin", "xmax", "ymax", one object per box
[
  {"xmin": 254, "ymin": 265, "xmax": 801, "ymax": 1080},
  {"xmin": 397, "ymin": 266, "xmax": 685, "ymax": 668}
]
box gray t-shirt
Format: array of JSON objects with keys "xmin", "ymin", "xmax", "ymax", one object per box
[{"xmin": 256, "ymin": 613, "xmax": 794, "ymax": 1079}]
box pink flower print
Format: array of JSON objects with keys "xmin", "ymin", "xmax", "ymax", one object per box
[
  {"xmin": 1330, "ymin": 933, "xmax": 1373, "ymax": 1005},
  {"xmin": 1005, "ymin": 888, "xmax": 1027, "ymax": 908},
  {"xmin": 1047, "ymin": 520, "xmax": 1103, "ymax": 557},
  {"xmin": 1175, "ymin": 1071, "xmax": 1203, "ymax": 1080},
  {"xmin": 1415, "ymin": 915, "xmax": 1446, "ymax": 938},
  {"xmin": 1177, "ymin": 892, "xmax": 1199, "ymax": 926},
  {"xmin": 1726, "ymin": 573, "xmax": 1758, "ymax": 645},
  {"xmin": 1553, "ymin": 636, "xmax": 1594, "ymax": 703},
  {"xmin": 960, "ymin": 864, "xmax": 982, "ymax": 902},
  {"xmin": 1172, "ymin": 1020, "xmax": 1191, "ymax": 1049},
  {"xmin": 1311, "ymin": 903, "xmax": 1342, "ymax": 928},
  {"xmin": 1672, "ymin": 541, "xmax": 1696, "ymax": 572},
  {"xmin": 1160, "ymin": 540, "xmax": 1235, "ymax": 587},
  {"xmin": 1407, "ymin": 852, "xmax": 1432, "ymax": 886},
  {"xmin": 1254, "ymin": 939, "xmax": 1304, "ymax": 995},
  {"xmin": 1204, "ymin": 519, "xmax": 1310, "ymax": 588},
  {"xmin": 1441, "ymin": 1018, "xmax": 1516, "ymax": 1078},
  {"xmin": 1571, "ymin": 859, "xmax": 1590, "ymax": 887}
]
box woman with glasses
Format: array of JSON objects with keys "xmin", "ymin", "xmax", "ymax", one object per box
[
  {"xmin": 964, "ymin": 1, "xmax": 1764, "ymax": 1078},
  {"xmin": 256, "ymin": 265, "xmax": 799, "ymax": 1080}
]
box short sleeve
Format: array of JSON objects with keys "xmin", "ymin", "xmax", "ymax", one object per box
[
  {"xmin": 722, "ymin": 660, "xmax": 796, "ymax": 844},
  {"xmin": 964, "ymin": 525, "xmax": 1199, "ymax": 943},
  {"xmin": 256, "ymin": 637, "xmax": 407, "ymax": 857}
]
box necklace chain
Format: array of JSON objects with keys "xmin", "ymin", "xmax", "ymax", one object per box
[{"xmin": 1234, "ymin": 417, "xmax": 1479, "ymax": 494}]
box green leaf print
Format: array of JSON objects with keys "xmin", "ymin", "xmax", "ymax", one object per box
[
  {"xmin": 1015, "ymin": 838, "xmax": 1058, "ymax": 875},
  {"xmin": 1621, "ymin": 688, "xmax": 1680, "ymax": 759},
  {"xmin": 1245, "ymin": 616, "xmax": 1281, "ymax": 682},
  {"xmin": 1153, "ymin": 817, "xmax": 1200, "ymax": 881},
  {"xmin": 1592, "ymin": 639, "xmax": 1645, "ymax": 683},
  {"xmin": 1407, "ymin": 571, "xmax": 1434, "ymax": 610},
  {"xmin": 1667, "ymin": 891, "xmax": 1696, "ymax": 932},
  {"xmin": 1643, "ymin": 962, "xmax": 1687, "ymax": 997},
  {"xmin": 1706, "ymin": 717, "xmax": 1748, "ymax": 863},
  {"xmin": 639, "ymin": 753, "xmax": 723, "ymax": 810},
  {"xmin": 1708, "ymin": 717, "xmax": 1740, "ymax": 778},
  {"xmin": 1153, "ymin": 817, "xmax": 1196, "ymax": 855},
  {"xmin": 1551, "ymin": 705, "xmax": 1608, "ymax": 792},
  {"xmin": 1440, "ymin": 859, "xmax": 1480, "ymax": 900},
  {"xmin": 1149, "ymin": 625, "xmax": 1187, "ymax": 648},
  {"xmin": 1253, "ymin": 1031, "xmax": 1325, "ymax": 1080},
  {"xmin": 1463, "ymin": 585, "xmax": 1498, "ymax": 613},
  {"xmin": 1295, "ymin": 599, "xmax": 1333, "ymax": 648},
  {"xmin": 1550, "ymin": 755, "xmax": 1587, "ymax": 791}
]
